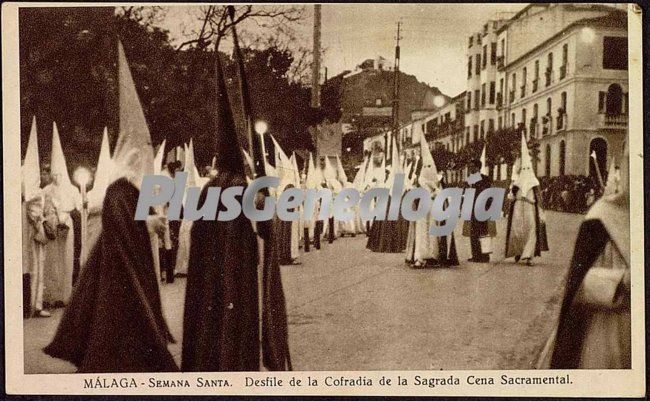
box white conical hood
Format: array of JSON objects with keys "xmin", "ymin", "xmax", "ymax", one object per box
[
  {"xmin": 418, "ymin": 135, "xmax": 440, "ymax": 191},
  {"xmin": 176, "ymin": 145, "xmax": 185, "ymax": 168},
  {"xmin": 513, "ymin": 133, "xmax": 539, "ymax": 195},
  {"xmin": 50, "ymin": 122, "xmax": 80, "ymax": 211},
  {"xmin": 154, "ymin": 138, "xmax": 166, "ymax": 175},
  {"xmin": 50, "ymin": 122, "xmax": 74, "ymax": 189},
  {"xmin": 352, "ymin": 155, "xmax": 368, "ymax": 191},
  {"xmin": 22, "ymin": 116, "xmax": 41, "ymax": 200},
  {"xmin": 271, "ymin": 135, "xmax": 293, "ymax": 186},
  {"xmin": 480, "ymin": 144, "xmax": 488, "ymax": 175},
  {"xmin": 335, "ymin": 154, "xmax": 348, "ymax": 183},
  {"xmin": 386, "ymin": 135, "xmax": 403, "ymax": 187},
  {"xmin": 323, "ymin": 155, "xmax": 337, "ymax": 181},
  {"xmin": 305, "ymin": 152, "xmax": 320, "ymax": 189},
  {"xmin": 88, "ymin": 127, "xmax": 114, "ymax": 209},
  {"xmin": 184, "ymin": 139, "xmax": 199, "ymax": 188},
  {"xmin": 290, "ymin": 152, "xmax": 300, "ymax": 187},
  {"xmin": 113, "ymin": 40, "xmax": 154, "ymax": 184},
  {"xmin": 242, "ymin": 148, "xmax": 254, "ymax": 175}
]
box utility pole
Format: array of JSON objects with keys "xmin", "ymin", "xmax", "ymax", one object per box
[
  {"xmin": 311, "ymin": 4, "xmax": 322, "ymax": 156},
  {"xmin": 391, "ymin": 21, "xmax": 402, "ymax": 162}
]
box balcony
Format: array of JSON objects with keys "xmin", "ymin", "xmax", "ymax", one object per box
[
  {"xmin": 599, "ymin": 113, "xmax": 628, "ymax": 129},
  {"xmin": 559, "ymin": 64, "xmax": 567, "ymax": 80}
]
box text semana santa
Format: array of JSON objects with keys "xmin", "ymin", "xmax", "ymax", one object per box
[{"xmin": 134, "ymin": 173, "xmax": 505, "ymax": 237}]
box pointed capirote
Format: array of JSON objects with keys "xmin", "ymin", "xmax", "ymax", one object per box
[
  {"xmin": 513, "ymin": 132, "xmax": 540, "ymax": 196},
  {"xmin": 113, "ymin": 40, "xmax": 155, "ymax": 182},
  {"xmin": 335, "ymin": 154, "xmax": 348, "ymax": 183},
  {"xmin": 154, "ymin": 139, "xmax": 166, "ymax": 175},
  {"xmin": 88, "ymin": 127, "xmax": 114, "ymax": 209},
  {"xmin": 212, "ymin": 45, "xmax": 246, "ymax": 177},
  {"xmin": 22, "ymin": 116, "xmax": 41, "ymax": 200},
  {"xmin": 418, "ymin": 135, "xmax": 439, "ymax": 191},
  {"xmin": 50, "ymin": 121, "xmax": 74, "ymax": 189}
]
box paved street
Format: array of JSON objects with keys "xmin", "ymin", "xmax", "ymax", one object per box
[{"xmin": 24, "ymin": 211, "xmax": 583, "ymax": 373}]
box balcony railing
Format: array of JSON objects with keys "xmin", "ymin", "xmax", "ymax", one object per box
[{"xmin": 600, "ymin": 113, "xmax": 628, "ymax": 129}]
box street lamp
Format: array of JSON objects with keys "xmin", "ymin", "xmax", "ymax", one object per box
[
  {"xmin": 254, "ymin": 120, "xmax": 268, "ymax": 135},
  {"xmin": 433, "ymin": 95, "xmax": 446, "ymax": 108}
]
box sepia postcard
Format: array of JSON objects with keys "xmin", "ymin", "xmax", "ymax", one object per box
[{"xmin": 3, "ymin": 2, "xmax": 645, "ymax": 396}]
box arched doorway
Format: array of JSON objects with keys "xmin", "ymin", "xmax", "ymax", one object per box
[
  {"xmin": 606, "ymin": 84, "xmax": 623, "ymax": 115},
  {"xmin": 589, "ymin": 137, "xmax": 607, "ymax": 179}
]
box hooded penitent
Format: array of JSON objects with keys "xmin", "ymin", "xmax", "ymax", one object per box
[
  {"xmin": 504, "ymin": 133, "xmax": 548, "ymax": 260},
  {"xmin": 182, "ymin": 17, "xmax": 291, "ymax": 371},
  {"xmin": 44, "ymin": 39, "xmax": 177, "ymax": 373},
  {"xmin": 548, "ymin": 132, "xmax": 630, "ymax": 369}
]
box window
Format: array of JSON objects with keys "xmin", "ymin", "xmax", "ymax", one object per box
[
  {"xmin": 598, "ymin": 91, "xmax": 606, "ymax": 113},
  {"xmin": 468, "ymin": 56, "xmax": 472, "ymax": 78},
  {"xmin": 521, "ymin": 67, "xmax": 527, "ymax": 97},
  {"xmin": 469, "ymin": 36, "xmax": 473, "ymax": 48},
  {"xmin": 545, "ymin": 144, "xmax": 551, "ymax": 177},
  {"xmin": 603, "ymin": 37, "xmax": 628, "ymax": 70},
  {"xmin": 489, "ymin": 81, "xmax": 496, "ymax": 104},
  {"xmin": 490, "ymin": 42, "xmax": 497, "ymax": 65},
  {"xmin": 510, "ymin": 73, "xmax": 516, "ymax": 103},
  {"xmin": 511, "ymin": 113, "xmax": 515, "ymax": 127},
  {"xmin": 533, "ymin": 103, "xmax": 538, "ymax": 118},
  {"xmin": 467, "ymin": 92, "xmax": 472, "ymax": 110},
  {"xmin": 521, "ymin": 108, "xmax": 527, "ymax": 129},
  {"xmin": 560, "ymin": 43, "xmax": 568, "ymax": 79},
  {"xmin": 546, "ymin": 53, "xmax": 553, "ymax": 86},
  {"xmin": 482, "ymin": 45, "xmax": 487, "ymax": 69},
  {"xmin": 481, "ymin": 83, "xmax": 486, "ymax": 107},
  {"xmin": 475, "ymin": 54, "xmax": 481, "ymax": 75},
  {"xmin": 474, "ymin": 89, "xmax": 480, "ymax": 110},
  {"xmin": 480, "ymin": 120, "xmax": 485, "ymax": 139},
  {"xmin": 561, "ymin": 91, "xmax": 567, "ymax": 110},
  {"xmin": 473, "ymin": 125, "xmax": 479, "ymax": 142},
  {"xmin": 533, "ymin": 60, "xmax": 539, "ymax": 92},
  {"xmin": 498, "ymin": 116, "xmax": 503, "ymax": 129},
  {"xmin": 500, "ymin": 39, "xmax": 505, "ymax": 58},
  {"xmin": 560, "ymin": 141, "xmax": 566, "ymax": 175},
  {"xmin": 465, "ymin": 127, "xmax": 470, "ymax": 144},
  {"xmin": 606, "ymin": 83, "xmax": 623, "ymax": 115},
  {"xmin": 488, "ymin": 118, "xmax": 495, "ymax": 134},
  {"xmin": 546, "ymin": 97, "xmax": 552, "ymax": 115}
]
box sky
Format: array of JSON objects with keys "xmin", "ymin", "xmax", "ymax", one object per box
[{"xmin": 157, "ymin": 3, "xmax": 527, "ymax": 97}]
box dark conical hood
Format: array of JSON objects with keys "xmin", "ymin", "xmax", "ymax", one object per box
[{"xmin": 213, "ymin": 50, "xmax": 246, "ymax": 177}]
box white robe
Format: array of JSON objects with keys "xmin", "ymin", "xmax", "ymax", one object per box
[
  {"xmin": 506, "ymin": 189, "xmax": 539, "ymax": 260},
  {"xmin": 42, "ymin": 183, "xmax": 79, "ymax": 305}
]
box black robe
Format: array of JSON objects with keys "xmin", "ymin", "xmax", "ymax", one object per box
[
  {"xmin": 182, "ymin": 176, "xmax": 291, "ymax": 372},
  {"xmin": 44, "ymin": 178, "xmax": 178, "ymax": 373},
  {"xmin": 550, "ymin": 219, "xmax": 623, "ymax": 368}
]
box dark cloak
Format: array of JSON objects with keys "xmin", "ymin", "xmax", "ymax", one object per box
[
  {"xmin": 44, "ymin": 178, "xmax": 178, "ymax": 373},
  {"xmin": 182, "ymin": 175, "xmax": 291, "ymax": 372},
  {"xmin": 462, "ymin": 173, "xmax": 496, "ymax": 238},
  {"xmin": 277, "ymin": 184, "xmax": 296, "ymax": 265},
  {"xmin": 549, "ymin": 219, "xmax": 618, "ymax": 368},
  {"xmin": 504, "ymin": 187, "xmax": 549, "ymax": 258}
]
